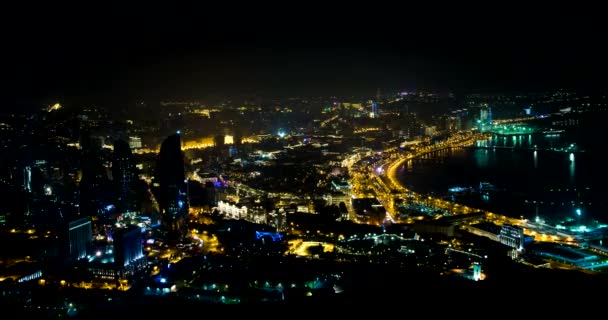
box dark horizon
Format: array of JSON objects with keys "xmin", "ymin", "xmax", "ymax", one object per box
[{"xmin": 3, "ymin": 10, "xmax": 608, "ymax": 107}]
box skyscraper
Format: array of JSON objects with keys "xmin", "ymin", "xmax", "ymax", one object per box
[
  {"xmin": 112, "ymin": 225, "xmax": 144, "ymax": 267},
  {"xmin": 80, "ymin": 130, "xmax": 111, "ymax": 218},
  {"xmin": 155, "ymin": 133, "xmax": 188, "ymax": 239},
  {"xmin": 23, "ymin": 166, "xmax": 32, "ymax": 193},
  {"xmin": 112, "ymin": 139, "xmax": 138, "ymax": 214},
  {"xmin": 480, "ymin": 104, "xmax": 491, "ymax": 124},
  {"xmin": 479, "ymin": 104, "xmax": 492, "ymax": 132},
  {"xmin": 371, "ymin": 101, "xmax": 378, "ymax": 118},
  {"xmin": 68, "ymin": 217, "xmax": 92, "ymax": 260},
  {"xmin": 400, "ymin": 111, "xmax": 418, "ymax": 138},
  {"xmin": 371, "ymin": 88, "xmax": 381, "ymax": 118}
]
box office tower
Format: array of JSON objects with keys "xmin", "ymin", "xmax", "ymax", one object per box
[
  {"xmin": 480, "ymin": 103, "xmax": 492, "ymax": 125},
  {"xmin": 112, "ymin": 139, "xmax": 138, "ymax": 214},
  {"xmin": 400, "ymin": 112, "xmax": 418, "ymax": 138},
  {"xmin": 480, "ymin": 106, "xmax": 488, "ymax": 123},
  {"xmin": 23, "ymin": 166, "xmax": 32, "ymax": 192},
  {"xmin": 155, "ymin": 133, "xmax": 188, "ymax": 239},
  {"xmin": 371, "ymin": 101, "xmax": 378, "ymax": 118},
  {"xmin": 478, "ymin": 104, "xmax": 492, "ymax": 132},
  {"xmin": 487, "ymin": 106, "xmax": 492, "ymax": 123},
  {"xmin": 204, "ymin": 181, "xmax": 218, "ymax": 207},
  {"xmin": 68, "ymin": 217, "xmax": 92, "ymax": 260},
  {"xmin": 112, "ymin": 225, "xmax": 144, "ymax": 267},
  {"xmin": 79, "ymin": 130, "xmax": 111, "ymax": 217}
]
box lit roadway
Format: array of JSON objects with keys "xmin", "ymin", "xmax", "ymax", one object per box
[
  {"xmin": 349, "ymin": 131, "xmax": 574, "ymax": 245},
  {"xmin": 347, "ymin": 132, "xmax": 483, "ymax": 223},
  {"xmin": 380, "ymin": 132, "xmax": 484, "ymax": 220}
]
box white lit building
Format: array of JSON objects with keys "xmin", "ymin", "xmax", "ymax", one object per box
[
  {"xmin": 498, "ymin": 224, "xmax": 525, "ymax": 251},
  {"xmin": 129, "ymin": 136, "xmax": 142, "ymax": 149},
  {"xmin": 216, "ymin": 201, "xmax": 248, "ymax": 220}
]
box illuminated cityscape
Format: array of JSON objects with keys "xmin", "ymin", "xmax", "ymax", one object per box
[{"xmin": 2, "ymin": 10, "xmax": 608, "ymax": 317}]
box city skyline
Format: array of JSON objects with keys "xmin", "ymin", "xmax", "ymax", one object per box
[{"xmin": 3, "ymin": 8, "xmax": 608, "ymax": 315}]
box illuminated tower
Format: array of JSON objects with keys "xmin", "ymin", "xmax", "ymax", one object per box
[
  {"xmin": 155, "ymin": 132, "xmax": 188, "ymax": 240},
  {"xmin": 68, "ymin": 217, "xmax": 92, "ymax": 260},
  {"xmin": 472, "ymin": 262, "xmax": 482, "ymax": 281},
  {"xmin": 112, "ymin": 139, "xmax": 138, "ymax": 214},
  {"xmin": 487, "ymin": 106, "xmax": 492, "ymax": 124},
  {"xmin": 480, "ymin": 104, "xmax": 489, "ymax": 123},
  {"xmin": 479, "ymin": 104, "xmax": 491, "ymax": 132},
  {"xmin": 372, "ymin": 101, "xmax": 378, "ymax": 118},
  {"xmin": 23, "ymin": 166, "xmax": 32, "ymax": 192}
]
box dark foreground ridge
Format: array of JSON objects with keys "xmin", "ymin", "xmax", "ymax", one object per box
[{"xmin": 4, "ymin": 264, "xmax": 605, "ymax": 319}]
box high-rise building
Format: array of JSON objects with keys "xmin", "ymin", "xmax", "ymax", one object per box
[
  {"xmin": 487, "ymin": 107, "xmax": 492, "ymax": 123},
  {"xmin": 112, "ymin": 139, "xmax": 138, "ymax": 214},
  {"xmin": 87, "ymin": 226, "xmax": 145, "ymax": 280},
  {"xmin": 479, "ymin": 104, "xmax": 492, "ymax": 132},
  {"xmin": 452, "ymin": 108, "xmax": 473, "ymax": 131},
  {"xmin": 80, "ymin": 130, "xmax": 111, "ymax": 218},
  {"xmin": 204, "ymin": 181, "xmax": 218, "ymax": 207},
  {"xmin": 155, "ymin": 133, "xmax": 188, "ymax": 239},
  {"xmin": 23, "ymin": 166, "xmax": 32, "ymax": 192},
  {"xmin": 400, "ymin": 112, "xmax": 418, "ymax": 138},
  {"xmin": 480, "ymin": 104, "xmax": 489, "ymax": 123},
  {"xmin": 68, "ymin": 217, "xmax": 92, "ymax": 260},
  {"xmin": 370, "ymin": 101, "xmax": 378, "ymax": 118},
  {"xmin": 112, "ymin": 226, "xmax": 144, "ymax": 268}
]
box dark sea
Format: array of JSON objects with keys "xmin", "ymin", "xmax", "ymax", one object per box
[{"xmin": 397, "ymin": 132, "xmax": 608, "ymax": 223}]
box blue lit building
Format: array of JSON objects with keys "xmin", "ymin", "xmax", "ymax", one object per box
[
  {"xmin": 113, "ymin": 226, "xmax": 144, "ymax": 268},
  {"xmin": 478, "ymin": 104, "xmax": 492, "ymax": 132},
  {"xmin": 87, "ymin": 225, "xmax": 145, "ymax": 280},
  {"xmin": 68, "ymin": 217, "xmax": 92, "ymax": 260},
  {"xmin": 370, "ymin": 101, "xmax": 378, "ymax": 118}
]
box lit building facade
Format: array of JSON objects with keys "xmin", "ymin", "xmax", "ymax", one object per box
[
  {"xmin": 217, "ymin": 200, "xmax": 247, "ymax": 220},
  {"xmin": 113, "ymin": 226, "xmax": 144, "ymax": 268},
  {"xmin": 86, "ymin": 226, "xmax": 146, "ymax": 281},
  {"xmin": 128, "ymin": 136, "xmax": 142, "ymax": 149},
  {"xmin": 68, "ymin": 217, "xmax": 92, "ymax": 260},
  {"xmin": 370, "ymin": 101, "xmax": 378, "ymax": 118},
  {"xmin": 498, "ymin": 224, "xmax": 525, "ymax": 251}
]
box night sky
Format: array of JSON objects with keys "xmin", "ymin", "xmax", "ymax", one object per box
[{"xmin": 3, "ymin": 8, "xmax": 607, "ymax": 107}]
